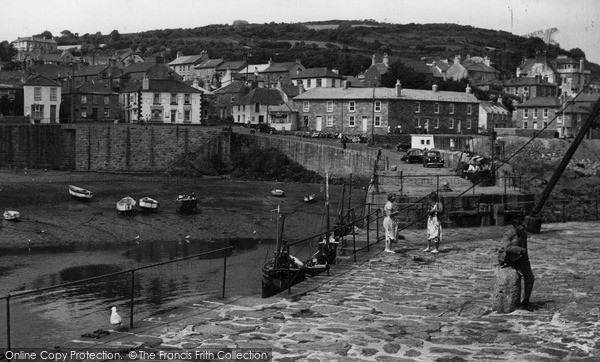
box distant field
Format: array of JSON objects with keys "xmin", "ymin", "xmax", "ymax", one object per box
[
  {"xmin": 304, "ymin": 24, "xmax": 380, "ymax": 30},
  {"xmin": 281, "ymin": 39, "xmax": 359, "ymax": 50}
]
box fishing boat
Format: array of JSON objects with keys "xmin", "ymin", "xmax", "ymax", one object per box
[
  {"xmin": 116, "ymin": 196, "xmax": 137, "ymax": 214},
  {"xmin": 3, "ymin": 210, "xmax": 20, "ymax": 220},
  {"xmin": 261, "ymin": 206, "xmax": 306, "ymax": 298},
  {"xmin": 69, "ymin": 185, "xmax": 93, "ymax": 199},
  {"xmin": 139, "ymin": 197, "xmax": 159, "ymax": 211},
  {"xmin": 304, "ymin": 193, "xmax": 316, "ymax": 203},
  {"xmin": 271, "ymin": 189, "xmax": 285, "ymax": 197},
  {"xmin": 176, "ymin": 194, "xmax": 198, "ymax": 213}
]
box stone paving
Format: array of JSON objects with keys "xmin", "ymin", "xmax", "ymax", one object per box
[{"xmin": 70, "ymin": 221, "xmax": 600, "ymax": 361}]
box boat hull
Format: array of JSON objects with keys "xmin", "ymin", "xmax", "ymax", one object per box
[
  {"xmin": 116, "ymin": 197, "xmax": 137, "ymax": 214},
  {"xmin": 139, "ymin": 197, "xmax": 159, "ymax": 211},
  {"xmin": 262, "ymin": 260, "xmax": 306, "ymax": 298},
  {"xmin": 3, "ymin": 210, "xmax": 20, "ymax": 220},
  {"xmin": 69, "ymin": 185, "xmax": 92, "ymax": 199},
  {"xmin": 176, "ymin": 196, "xmax": 198, "ymax": 213}
]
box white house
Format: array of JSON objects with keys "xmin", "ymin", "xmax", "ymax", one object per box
[
  {"xmin": 120, "ymin": 76, "xmax": 204, "ymax": 124},
  {"xmin": 23, "ymin": 74, "xmax": 61, "ymax": 123},
  {"xmin": 290, "ymin": 67, "xmax": 344, "ymax": 90}
]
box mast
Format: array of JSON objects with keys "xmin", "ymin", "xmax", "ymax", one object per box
[
  {"xmin": 325, "ymin": 172, "xmax": 330, "ymax": 242},
  {"xmin": 274, "ymin": 205, "xmax": 281, "ymax": 267}
]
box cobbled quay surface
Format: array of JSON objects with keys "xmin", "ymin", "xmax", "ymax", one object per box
[{"xmin": 68, "ymin": 221, "xmax": 600, "ymax": 361}]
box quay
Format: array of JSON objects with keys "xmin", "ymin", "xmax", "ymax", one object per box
[{"xmin": 61, "ymin": 221, "xmax": 600, "ymax": 361}]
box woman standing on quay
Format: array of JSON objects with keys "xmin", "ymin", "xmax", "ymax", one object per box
[
  {"xmin": 424, "ymin": 192, "xmax": 443, "ymax": 253},
  {"xmin": 383, "ymin": 193, "xmax": 398, "ymax": 252}
]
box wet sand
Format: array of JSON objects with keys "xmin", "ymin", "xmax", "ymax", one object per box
[{"xmin": 0, "ymin": 169, "xmax": 364, "ymax": 251}]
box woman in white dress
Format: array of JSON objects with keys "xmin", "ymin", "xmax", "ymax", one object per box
[{"xmin": 424, "ymin": 192, "xmax": 443, "ymax": 253}]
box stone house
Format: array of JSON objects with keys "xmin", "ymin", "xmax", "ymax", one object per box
[
  {"xmin": 478, "ymin": 100, "xmax": 511, "ymax": 132},
  {"xmin": 292, "ymin": 81, "xmax": 480, "ymax": 137},
  {"xmin": 514, "ymin": 97, "xmax": 561, "ymax": 133},
  {"xmin": 445, "ymin": 55, "xmax": 500, "ymax": 84},
  {"xmin": 290, "ymin": 67, "xmax": 344, "ymax": 90},
  {"xmin": 120, "ymin": 76, "xmax": 203, "ymax": 124},
  {"xmin": 213, "ymin": 81, "xmax": 248, "ymax": 120},
  {"xmin": 362, "ymin": 53, "xmax": 390, "ymax": 87},
  {"xmin": 61, "ymin": 81, "xmax": 120, "ymax": 122},
  {"xmin": 11, "ymin": 37, "xmax": 57, "ymax": 52},
  {"xmin": 193, "ymin": 58, "xmax": 225, "ymax": 89},
  {"xmin": 261, "ymin": 60, "xmax": 305, "ymax": 88},
  {"xmin": 518, "ymin": 53, "xmax": 591, "ymax": 98},
  {"xmin": 501, "ymin": 77, "xmax": 558, "ymax": 102},
  {"xmin": 23, "ymin": 74, "xmax": 61, "ymax": 123},
  {"xmin": 231, "ymin": 87, "xmax": 285, "ymax": 125},
  {"xmin": 168, "ymin": 51, "xmax": 209, "ymax": 81},
  {"xmin": 120, "ymin": 62, "xmax": 179, "ymax": 88}
]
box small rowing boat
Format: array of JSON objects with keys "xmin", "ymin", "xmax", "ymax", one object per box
[
  {"xmin": 139, "ymin": 197, "xmax": 159, "ymax": 211},
  {"xmin": 3, "ymin": 210, "xmax": 20, "ymax": 220},
  {"xmin": 116, "ymin": 196, "xmax": 137, "ymax": 214},
  {"xmin": 176, "ymin": 194, "xmax": 198, "ymax": 213},
  {"xmin": 271, "ymin": 189, "xmax": 284, "ymax": 197},
  {"xmin": 69, "ymin": 185, "xmax": 93, "ymax": 199}
]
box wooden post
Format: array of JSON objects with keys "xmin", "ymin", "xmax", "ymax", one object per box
[{"xmin": 130, "ymin": 270, "xmax": 135, "ymax": 328}]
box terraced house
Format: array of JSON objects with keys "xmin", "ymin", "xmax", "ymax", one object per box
[{"xmin": 293, "ymin": 81, "xmax": 479, "ymax": 136}]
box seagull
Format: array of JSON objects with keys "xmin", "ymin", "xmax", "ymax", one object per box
[
  {"xmin": 185, "ymin": 235, "xmax": 190, "ymax": 243},
  {"xmin": 110, "ymin": 307, "xmax": 122, "ymax": 327},
  {"xmin": 27, "ymin": 239, "xmax": 31, "ymax": 252},
  {"xmin": 135, "ymin": 235, "xmax": 140, "ymax": 245}
]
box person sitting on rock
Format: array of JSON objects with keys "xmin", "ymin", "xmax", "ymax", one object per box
[{"xmin": 498, "ymin": 217, "xmax": 535, "ymax": 311}]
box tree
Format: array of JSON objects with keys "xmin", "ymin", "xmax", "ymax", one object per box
[
  {"xmin": 109, "ymin": 29, "xmax": 121, "ymax": 42},
  {"xmin": 38, "ymin": 30, "xmax": 53, "ymax": 39},
  {"xmin": 380, "ymin": 61, "xmax": 429, "ymax": 89},
  {"xmin": 569, "ymin": 48, "xmax": 586, "ymax": 60},
  {"xmin": 0, "ymin": 41, "xmax": 17, "ymax": 62}
]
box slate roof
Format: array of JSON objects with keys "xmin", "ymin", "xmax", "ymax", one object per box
[
  {"xmin": 239, "ymin": 63, "xmax": 271, "ymax": 74},
  {"xmin": 216, "ymin": 61, "xmax": 247, "ymax": 72},
  {"xmin": 480, "ymin": 101, "xmax": 509, "ymax": 114},
  {"xmin": 294, "ymin": 87, "xmax": 479, "ymax": 103},
  {"xmin": 122, "ymin": 62, "xmax": 159, "ymax": 75},
  {"xmin": 29, "ymin": 64, "xmax": 71, "ymax": 80},
  {"xmin": 23, "ymin": 74, "xmax": 61, "ymax": 87},
  {"xmin": 63, "ymin": 82, "xmax": 118, "ymax": 95},
  {"xmin": 233, "ymin": 88, "xmax": 284, "ymax": 105},
  {"xmin": 195, "ymin": 58, "xmax": 225, "ymax": 69},
  {"xmin": 75, "ymin": 65, "xmax": 109, "ymax": 77},
  {"xmin": 121, "ymin": 79, "xmax": 203, "ymax": 93},
  {"xmin": 290, "ymin": 67, "xmax": 343, "ymax": 79},
  {"xmin": 213, "ymin": 81, "xmax": 247, "ymax": 94},
  {"xmin": 168, "ymin": 54, "xmax": 206, "ymax": 66},
  {"xmin": 463, "ymin": 61, "xmax": 499, "ymax": 74},
  {"xmin": 516, "ymin": 97, "xmax": 561, "ymax": 108},
  {"xmin": 270, "ymin": 101, "xmax": 296, "ymax": 113}
]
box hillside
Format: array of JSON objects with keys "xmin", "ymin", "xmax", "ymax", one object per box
[{"xmin": 44, "ymin": 20, "xmax": 599, "ymax": 80}]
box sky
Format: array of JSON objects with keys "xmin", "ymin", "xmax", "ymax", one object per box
[{"xmin": 2, "ymin": 0, "xmax": 599, "ymax": 63}]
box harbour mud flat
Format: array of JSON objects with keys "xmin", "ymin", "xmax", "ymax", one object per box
[{"xmin": 0, "ymin": 169, "xmax": 360, "ymax": 251}]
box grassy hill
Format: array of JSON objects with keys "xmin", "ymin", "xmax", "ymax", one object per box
[{"xmin": 54, "ymin": 20, "xmax": 599, "ymax": 80}]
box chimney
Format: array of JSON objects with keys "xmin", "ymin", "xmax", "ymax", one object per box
[
  {"xmin": 580, "ymin": 58, "xmax": 585, "ymax": 72},
  {"xmin": 295, "ymin": 59, "xmax": 301, "ymax": 64},
  {"xmin": 432, "ymin": 84, "xmax": 438, "ymax": 92},
  {"xmin": 332, "ymin": 68, "xmax": 339, "ymax": 74},
  {"xmin": 465, "ymin": 84, "xmax": 472, "ymax": 94},
  {"xmin": 177, "ymin": 51, "xmax": 183, "ymax": 59},
  {"xmin": 497, "ymin": 95, "xmax": 503, "ymax": 105},
  {"xmin": 516, "ymin": 67, "xmax": 521, "ymax": 77},
  {"xmin": 344, "ymin": 80, "xmax": 349, "ymax": 89},
  {"xmin": 395, "ymin": 80, "xmax": 402, "ymax": 97},
  {"xmin": 454, "ymin": 55, "xmax": 461, "ymax": 64},
  {"xmin": 383, "ymin": 53, "xmax": 389, "ymax": 67},
  {"xmin": 298, "ymin": 83, "xmax": 305, "ymax": 94},
  {"xmin": 192, "ymin": 78, "xmax": 199, "ymax": 89},
  {"xmin": 484, "ymin": 56, "xmax": 490, "ymax": 67},
  {"xmin": 254, "ymin": 67, "xmax": 259, "ymax": 77},
  {"xmin": 372, "ymin": 54, "xmax": 376, "ymax": 66},
  {"xmin": 268, "ymin": 58, "xmax": 273, "ymax": 66},
  {"xmin": 142, "ymin": 75, "xmax": 149, "ymax": 91}
]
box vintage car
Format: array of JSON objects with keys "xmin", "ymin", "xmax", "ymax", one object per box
[
  {"xmin": 422, "ymin": 149, "xmax": 444, "ymax": 168},
  {"xmin": 400, "ymin": 148, "xmax": 425, "ymax": 164}
]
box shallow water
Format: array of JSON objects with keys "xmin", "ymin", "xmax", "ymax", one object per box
[{"xmin": 0, "ymin": 236, "xmax": 311, "ymax": 349}]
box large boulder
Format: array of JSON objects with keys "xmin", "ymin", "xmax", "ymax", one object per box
[{"xmin": 493, "ymin": 266, "xmax": 521, "ymax": 313}]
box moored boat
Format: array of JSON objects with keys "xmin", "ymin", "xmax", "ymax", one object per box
[
  {"xmin": 176, "ymin": 194, "xmax": 198, "ymax": 213},
  {"xmin": 69, "ymin": 185, "xmax": 93, "ymax": 199},
  {"xmin": 304, "ymin": 193, "xmax": 316, "ymax": 203},
  {"xmin": 271, "ymin": 189, "xmax": 285, "ymax": 197},
  {"xmin": 261, "ymin": 205, "xmax": 306, "ymax": 298},
  {"xmin": 116, "ymin": 196, "xmax": 137, "ymax": 214},
  {"xmin": 3, "ymin": 210, "xmax": 20, "ymax": 220},
  {"xmin": 139, "ymin": 197, "xmax": 159, "ymax": 211}
]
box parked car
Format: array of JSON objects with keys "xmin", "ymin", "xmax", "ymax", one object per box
[
  {"xmin": 255, "ymin": 123, "xmax": 277, "ymax": 134},
  {"xmin": 422, "ymin": 149, "xmax": 444, "ymax": 168},
  {"xmin": 400, "ymin": 148, "xmax": 425, "ymax": 164}
]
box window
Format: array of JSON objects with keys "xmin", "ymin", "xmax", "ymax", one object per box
[
  {"xmin": 303, "ymin": 101, "xmax": 309, "ymax": 112},
  {"xmin": 50, "ymin": 88, "xmax": 57, "ymax": 101},
  {"xmin": 307, "ymin": 79, "xmax": 312, "ymax": 88},
  {"xmin": 81, "ymin": 111, "xmax": 87, "ymax": 118},
  {"xmin": 543, "ymin": 121, "xmax": 549, "ymax": 128},
  {"xmin": 327, "ymin": 101, "xmax": 333, "ymax": 112},
  {"xmin": 255, "ymin": 103, "xmax": 260, "ymax": 113},
  {"xmin": 153, "ymin": 93, "xmax": 160, "ymax": 105},
  {"xmin": 81, "ymin": 95, "xmax": 87, "ymax": 104},
  {"xmin": 467, "ymin": 104, "xmax": 473, "ymax": 115},
  {"xmin": 449, "ymin": 103, "xmax": 455, "ymax": 114},
  {"xmin": 170, "ymin": 93, "xmax": 178, "ymax": 105},
  {"xmin": 33, "ymin": 104, "xmax": 44, "ymax": 119},
  {"xmin": 184, "ymin": 110, "xmax": 191, "ymax": 122},
  {"xmin": 434, "ymin": 118, "xmax": 440, "ymax": 129},
  {"xmin": 449, "ymin": 118, "xmax": 454, "ymax": 129},
  {"xmin": 524, "ymin": 109, "xmax": 529, "ymax": 118},
  {"xmin": 231, "ymin": 95, "xmax": 235, "ymax": 103},
  {"xmin": 374, "ymin": 101, "xmax": 381, "ymax": 112},
  {"xmin": 184, "ymin": 94, "xmax": 190, "ymax": 104},
  {"xmin": 34, "ymin": 87, "xmax": 42, "ymax": 101},
  {"xmin": 533, "ymin": 121, "xmax": 538, "ymax": 129},
  {"xmin": 523, "ymin": 122, "xmax": 528, "ymax": 128},
  {"xmin": 103, "ymin": 108, "xmax": 110, "ymax": 118},
  {"xmin": 415, "ymin": 102, "xmax": 421, "ymax": 113},
  {"xmin": 374, "ymin": 116, "xmax": 381, "ymax": 127},
  {"xmin": 543, "ymin": 108, "xmax": 548, "ymax": 118},
  {"xmin": 349, "ymin": 101, "xmax": 355, "ymax": 112},
  {"xmin": 533, "ymin": 109, "xmax": 538, "ymax": 118},
  {"xmin": 326, "ymin": 115, "xmax": 333, "ymax": 127},
  {"xmin": 316, "ymin": 79, "xmax": 322, "ymax": 87},
  {"xmin": 416, "ymin": 118, "xmax": 421, "ymax": 127},
  {"xmin": 434, "ymin": 103, "xmax": 439, "ymax": 114},
  {"xmin": 467, "ymin": 119, "xmax": 472, "ymax": 129},
  {"xmin": 151, "ymin": 108, "xmax": 162, "ymax": 120},
  {"xmin": 349, "ymin": 116, "xmax": 356, "ymax": 127}
]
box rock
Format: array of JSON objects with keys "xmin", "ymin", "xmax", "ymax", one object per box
[{"xmin": 493, "ymin": 266, "xmax": 521, "ymax": 313}]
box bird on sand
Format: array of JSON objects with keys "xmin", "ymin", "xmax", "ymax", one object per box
[
  {"xmin": 110, "ymin": 306, "xmax": 122, "ymax": 327},
  {"xmin": 134, "ymin": 235, "xmax": 140, "ymax": 245}
]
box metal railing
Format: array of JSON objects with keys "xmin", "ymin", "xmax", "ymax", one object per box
[{"xmin": 2, "ymin": 246, "xmax": 233, "ymax": 350}]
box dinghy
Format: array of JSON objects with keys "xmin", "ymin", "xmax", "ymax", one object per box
[
  {"xmin": 139, "ymin": 197, "xmax": 159, "ymax": 211},
  {"xmin": 69, "ymin": 185, "xmax": 93, "ymax": 199},
  {"xmin": 116, "ymin": 196, "xmax": 137, "ymax": 214}
]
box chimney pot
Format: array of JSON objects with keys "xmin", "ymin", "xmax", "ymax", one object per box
[
  {"xmin": 432, "ymin": 84, "xmax": 438, "ymax": 92},
  {"xmin": 395, "ymin": 80, "xmax": 402, "ymax": 97}
]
